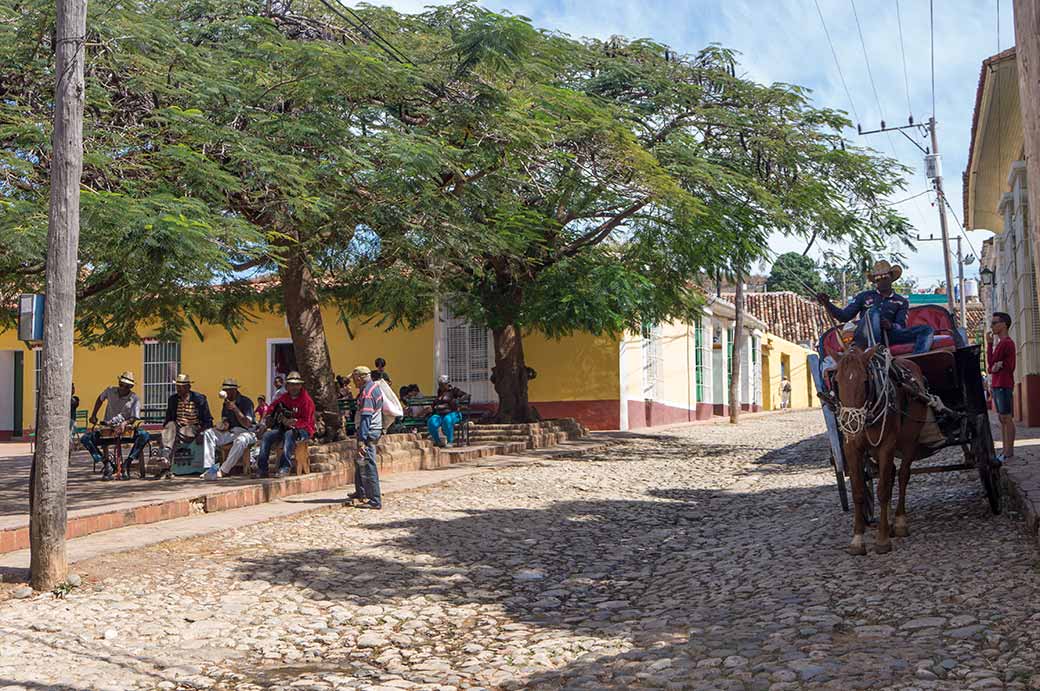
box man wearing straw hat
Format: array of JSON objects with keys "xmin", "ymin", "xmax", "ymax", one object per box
[
  {"xmin": 815, "ymin": 260, "xmax": 934, "ymax": 355},
  {"xmin": 155, "ymin": 373, "xmax": 213, "ymax": 479},
  {"xmin": 200, "ymin": 378, "xmax": 256, "ymax": 480},
  {"xmin": 256, "ymin": 370, "xmax": 315, "ymax": 478},
  {"xmin": 81, "ymin": 371, "xmax": 149, "ymax": 481}
]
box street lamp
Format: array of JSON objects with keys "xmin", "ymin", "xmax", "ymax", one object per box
[{"xmin": 979, "ymin": 267, "xmax": 995, "ymax": 287}]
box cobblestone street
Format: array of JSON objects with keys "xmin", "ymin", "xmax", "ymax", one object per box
[{"xmin": 1, "ymin": 410, "xmax": 1037, "ymax": 691}]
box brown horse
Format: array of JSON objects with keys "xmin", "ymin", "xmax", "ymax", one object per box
[{"xmin": 833, "ymin": 346, "xmax": 929, "ymax": 555}]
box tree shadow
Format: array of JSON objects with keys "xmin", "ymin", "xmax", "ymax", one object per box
[{"xmin": 230, "ymin": 455, "xmax": 1011, "ymax": 689}]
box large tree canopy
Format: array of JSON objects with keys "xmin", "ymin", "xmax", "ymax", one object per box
[{"xmin": 767, "ymin": 252, "xmax": 823, "ymax": 294}]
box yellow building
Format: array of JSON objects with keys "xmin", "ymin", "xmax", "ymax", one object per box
[{"xmin": 0, "ymin": 295, "xmax": 814, "ymax": 435}]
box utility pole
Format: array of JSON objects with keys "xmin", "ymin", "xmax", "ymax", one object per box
[
  {"xmin": 927, "ymin": 117, "xmax": 957, "ymax": 316},
  {"xmin": 858, "ymin": 117, "xmax": 956, "ymax": 315},
  {"xmin": 31, "ymin": 0, "xmax": 87, "ymax": 591},
  {"xmin": 916, "ymin": 234, "xmax": 967, "ymax": 329},
  {"xmin": 840, "ymin": 270, "xmax": 848, "ymax": 305}
]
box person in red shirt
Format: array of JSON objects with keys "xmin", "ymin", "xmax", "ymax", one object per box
[
  {"xmin": 256, "ymin": 371, "xmax": 315, "ymax": 477},
  {"xmin": 987, "ymin": 311, "xmax": 1017, "ymax": 463}
]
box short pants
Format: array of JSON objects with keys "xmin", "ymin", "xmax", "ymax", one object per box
[{"xmin": 993, "ymin": 387, "xmax": 1013, "ymax": 415}]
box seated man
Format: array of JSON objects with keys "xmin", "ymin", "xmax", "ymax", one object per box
[
  {"xmin": 427, "ymin": 375, "xmax": 471, "ymax": 448},
  {"xmin": 256, "ymin": 371, "xmax": 315, "ymax": 478},
  {"xmin": 81, "ymin": 371, "xmax": 149, "ymax": 481},
  {"xmin": 155, "ymin": 373, "xmax": 213, "ymax": 479},
  {"xmin": 816, "ymin": 260, "xmax": 934, "ymax": 355},
  {"xmin": 201, "ymin": 378, "xmax": 256, "ymax": 480}
]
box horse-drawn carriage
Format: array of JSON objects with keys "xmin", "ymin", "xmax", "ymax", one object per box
[{"xmin": 808, "ymin": 305, "xmax": 1001, "ymax": 537}]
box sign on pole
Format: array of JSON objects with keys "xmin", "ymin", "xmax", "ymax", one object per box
[{"xmin": 18, "ymin": 294, "xmax": 45, "ymax": 343}]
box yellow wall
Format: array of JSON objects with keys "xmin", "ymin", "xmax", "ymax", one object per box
[
  {"xmin": 761, "ymin": 334, "xmax": 816, "ymax": 411},
  {"xmin": 524, "ymin": 330, "xmax": 618, "ymax": 402},
  {"xmin": 0, "ymin": 305, "xmax": 438, "ymax": 431}
]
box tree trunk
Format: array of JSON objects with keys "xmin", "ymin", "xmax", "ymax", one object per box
[
  {"xmin": 30, "ymin": 0, "xmax": 87, "ymax": 591},
  {"xmin": 491, "ymin": 323, "xmax": 533, "ymax": 423},
  {"xmin": 1014, "ymin": 0, "xmax": 1040, "ymax": 290},
  {"xmin": 280, "ymin": 249, "xmax": 342, "ymax": 442},
  {"xmin": 729, "ymin": 275, "xmax": 744, "ymax": 424}
]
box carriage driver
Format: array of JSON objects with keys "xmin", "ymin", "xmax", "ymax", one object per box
[{"xmin": 816, "ymin": 260, "xmax": 934, "ymax": 355}]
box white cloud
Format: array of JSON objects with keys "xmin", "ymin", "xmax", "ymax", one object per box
[{"xmin": 365, "ymin": 0, "xmax": 1013, "ymax": 288}]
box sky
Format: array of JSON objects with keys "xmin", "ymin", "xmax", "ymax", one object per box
[{"xmin": 368, "ymin": 0, "xmax": 1014, "ymax": 289}]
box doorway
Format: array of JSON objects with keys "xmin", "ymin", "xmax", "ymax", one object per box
[
  {"xmin": 266, "ymin": 339, "xmax": 297, "ymax": 400},
  {"xmin": 0, "ymin": 351, "xmax": 22, "ymax": 439}
]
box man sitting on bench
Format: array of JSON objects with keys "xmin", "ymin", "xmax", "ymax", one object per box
[
  {"xmin": 201, "ymin": 378, "xmax": 256, "ymax": 480},
  {"xmin": 81, "ymin": 371, "xmax": 149, "ymax": 481},
  {"xmin": 155, "ymin": 373, "xmax": 213, "ymax": 479},
  {"xmin": 428, "ymin": 375, "xmax": 470, "ymax": 448},
  {"xmin": 256, "ymin": 371, "xmax": 315, "ymax": 478}
]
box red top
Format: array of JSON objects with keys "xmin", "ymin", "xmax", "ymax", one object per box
[
  {"xmin": 271, "ymin": 389, "xmax": 316, "ymax": 436},
  {"xmin": 988, "ymin": 337, "xmax": 1016, "ymax": 389}
]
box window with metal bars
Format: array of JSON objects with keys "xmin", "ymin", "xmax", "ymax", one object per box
[{"xmin": 143, "ymin": 342, "xmax": 180, "ymax": 410}]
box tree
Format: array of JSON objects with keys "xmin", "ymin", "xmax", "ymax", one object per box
[
  {"xmin": 0, "ymin": 0, "xmax": 467, "ymax": 439},
  {"xmin": 29, "ymin": 0, "xmax": 86, "ymax": 592},
  {"xmin": 405, "ymin": 28, "xmax": 913, "ymax": 421},
  {"xmin": 766, "ymin": 252, "xmax": 822, "ymax": 294}
]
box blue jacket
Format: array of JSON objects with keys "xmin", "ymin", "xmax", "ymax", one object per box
[
  {"xmin": 163, "ymin": 390, "xmax": 213, "ymax": 430},
  {"xmin": 825, "ymin": 289, "xmax": 909, "ymax": 328}
]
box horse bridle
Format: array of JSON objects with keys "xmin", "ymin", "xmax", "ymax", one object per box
[{"xmin": 835, "ymin": 349, "xmax": 895, "ymax": 444}]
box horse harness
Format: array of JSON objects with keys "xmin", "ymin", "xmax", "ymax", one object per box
[{"xmin": 835, "ymin": 349, "xmax": 896, "ymax": 444}]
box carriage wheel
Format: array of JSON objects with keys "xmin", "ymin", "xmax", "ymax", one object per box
[
  {"xmin": 974, "ymin": 417, "xmax": 1002, "ymax": 515},
  {"xmin": 831, "ymin": 453, "xmax": 850, "ymax": 512}
]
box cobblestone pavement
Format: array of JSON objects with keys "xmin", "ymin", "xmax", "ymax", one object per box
[{"xmin": 1, "ymin": 410, "xmax": 1038, "ymax": 691}]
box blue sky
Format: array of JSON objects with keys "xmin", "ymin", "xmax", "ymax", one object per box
[{"xmin": 373, "ymin": 0, "xmax": 1014, "ymax": 289}]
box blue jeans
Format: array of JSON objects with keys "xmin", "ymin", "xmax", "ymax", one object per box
[
  {"xmin": 428, "ymin": 411, "xmax": 462, "ymax": 445},
  {"xmin": 81, "ymin": 429, "xmax": 150, "ymax": 467},
  {"xmin": 257, "ymin": 428, "xmax": 309, "ymax": 475},
  {"xmin": 855, "ymin": 306, "xmax": 934, "ymax": 354},
  {"xmin": 354, "ymin": 430, "xmax": 382, "ymax": 505}
]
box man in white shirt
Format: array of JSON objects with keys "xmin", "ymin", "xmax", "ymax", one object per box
[{"xmin": 81, "ymin": 371, "xmax": 149, "ymax": 481}]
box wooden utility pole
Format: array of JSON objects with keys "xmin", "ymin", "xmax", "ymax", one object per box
[
  {"xmin": 30, "ymin": 0, "xmax": 87, "ymax": 591},
  {"xmin": 1013, "ymin": 0, "xmax": 1040, "ymax": 290},
  {"xmin": 729, "ymin": 275, "xmax": 744, "ymax": 424}
]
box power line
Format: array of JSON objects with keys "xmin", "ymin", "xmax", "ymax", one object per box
[
  {"xmin": 936, "ymin": 189, "xmax": 980, "ymax": 260},
  {"xmin": 315, "ymin": 0, "xmax": 414, "ymax": 66},
  {"xmin": 849, "ymin": 0, "xmax": 886, "ymax": 125},
  {"xmin": 813, "ymin": 0, "xmax": 860, "ymax": 125},
  {"xmin": 895, "ymin": 0, "xmax": 912, "ymax": 118}
]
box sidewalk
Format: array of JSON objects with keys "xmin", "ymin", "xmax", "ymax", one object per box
[
  {"xmin": 0, "ymin": 439, "xmax": 608, "ymax": 579},
  {"xmin": 996, "ymin": 415, "xmax": 1040, "ymax": 546}
]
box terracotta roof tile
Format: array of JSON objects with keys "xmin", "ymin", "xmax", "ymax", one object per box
[{"xmin": 721, "ymin": 292, "xmax": 833, "ymax": 346}]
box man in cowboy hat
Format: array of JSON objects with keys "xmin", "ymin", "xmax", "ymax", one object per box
[
  {"xmin": 256, "ymin": 370, "xmax": 315, "ymax": 478},
  {"xmin": 816, "ymin": 260, "xmax": 934, "ymax": 354},
  {"xmin": 200, "ymin": 378, "xmax": 257, "ymax": 480},
  {"xmin": 81, "ymin": 371, "xmax": 149, "ymax": 481},
  {"xmin": 156, "ymin": 373, "xmax": 213, "ymax": 479}
]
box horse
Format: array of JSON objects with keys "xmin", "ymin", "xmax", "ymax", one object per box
[{"xmin": 832, "ymin": 345, "xmax": 929, "ymax": 555}]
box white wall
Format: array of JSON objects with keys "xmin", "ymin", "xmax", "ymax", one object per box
[{"xmin": 0, "ymin": 351, "xmax": 14, "ymax": 432}]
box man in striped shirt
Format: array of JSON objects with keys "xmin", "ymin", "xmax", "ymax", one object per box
[{"xmin": 349, "ymin": 366, "xmax": 383, "ymax": 509}]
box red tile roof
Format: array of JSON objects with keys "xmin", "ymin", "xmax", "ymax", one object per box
[{"xmin": 722, "ymin": 291, "xmax": 834, "ymax": 346}]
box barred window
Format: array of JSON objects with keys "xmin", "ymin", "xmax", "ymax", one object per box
[{"xmin": 143, "ymin": 342, "xmax": 180, "ymax": 410}]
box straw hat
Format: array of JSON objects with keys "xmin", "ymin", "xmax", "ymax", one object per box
[
  {"xmin": 351, "ymin": 366, "xmax": 371, "ymax": 376},
  {"xmin": 117, "ymin": 371, "xmax": 135, "ymax": 386},
  {"xmin": 286, "ymin": 371, "xmax": 305, "ymax": 384},
  {"xmin": 172, "ymin": 373, "xmax": 192, "ymax": 385},
  {"xmin": 867, "ymin": 260, "xmax": 903, "ymax": 281},
  {"xmin": 221, "ymin": 378, "xmax": 239, "ymax": 389}
]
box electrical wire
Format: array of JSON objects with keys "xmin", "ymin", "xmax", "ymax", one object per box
[
  {"xmin": 316, "ymin": 0, "xmax": 414, "ymax": 66},
  {"xmin": 936, "ymin": 189, "xmax": 981, "ymax": 260},
  {"xmin": 850, "ymin": 0, "xmax": 886, "ymax": 126},
  {"xmin": 813, "ymin": 0, "xmax": 860, "ymax": 125},
  {"xmin": 895, "ymin": 0, "xmax": 912, "ymax": 119}
]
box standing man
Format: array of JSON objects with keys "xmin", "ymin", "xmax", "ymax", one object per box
[
  {"xmin": 987, "ymin": 311, "xmax": 1017, "ymax": 463},
  {"xmin": 374, "ymin": 357, "xmax": 392, "ymax": 386},
  {"xmin": 256, "ymin": 371, "xmax": 315, "ymax": 477},
  {"xmin": 156, "ymin": 373, "xmax": 213, "ymax": 479},
  {"xmin": 81, "ymin": 371, "xmax": 150, "ymax": 481},
  {"xmin": 201, "ymin": 378, "xmax": 256, "ymax": 479},
  {"xmin": 348, "ymin": 366, "xmax": 383, "ymax": 509},
  {"xmin": 780, "ymin": 377, "xmax": 792, "ymax": 410},
  {"xmin": 816, "ymin": 261, "xmax": 934, "ymax": 354}
]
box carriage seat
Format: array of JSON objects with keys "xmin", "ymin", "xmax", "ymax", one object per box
[{"xmin": 819, "ymin": 305, "xmax": 960, "ymax": 361}]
